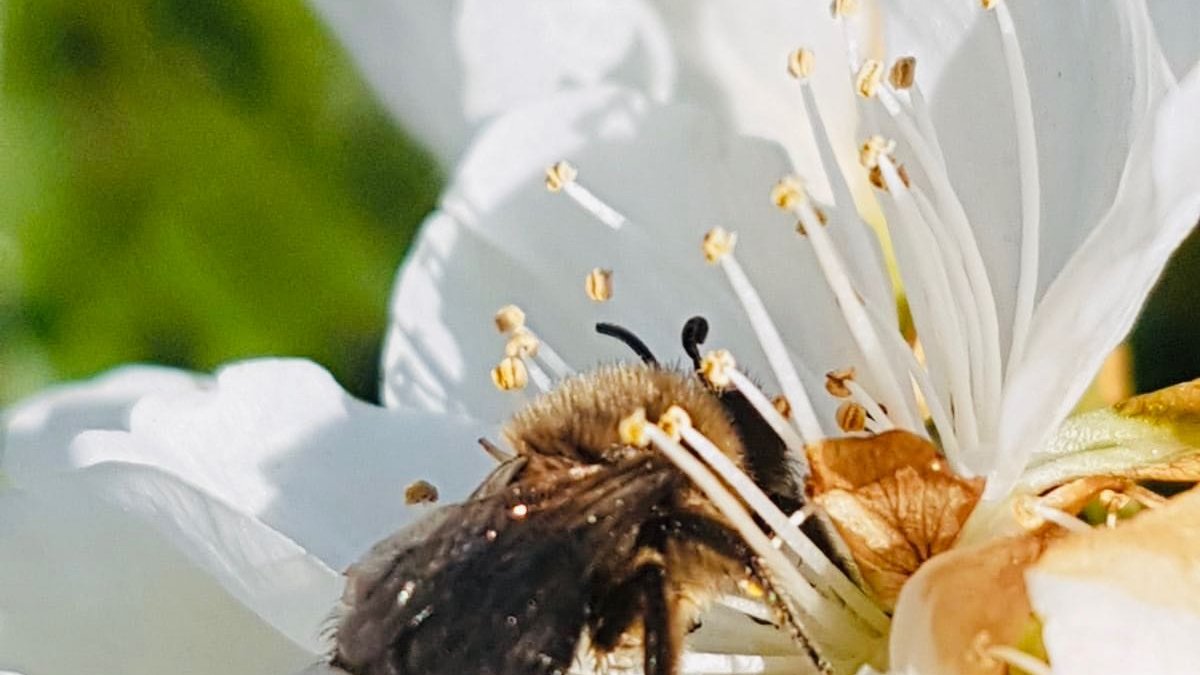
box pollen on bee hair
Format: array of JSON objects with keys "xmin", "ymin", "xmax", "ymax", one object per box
[
  {"xmin": 889, "ymin": 56, "xmax": 917, "ymax": 90},
  {"xmin": 854, "ymin": 59, "xmax": 884, "ymax": 98},
  {"xmin": 491, "ymin": 356, "xmax": 528, "ymax": 391},
  {"xmin": 584, "ymin": 267, "xmax": 613, "ymax": 302},
  {"xmin": 618, "ymin": 407, "xmax": 650, "ymax": 448},
  {"xmin": 787, "ymin": 48, "xmax": 815, "ymax": 80},
  {"xmin": 544, "ymin": 160, "xmax": 578, "ymax": 193},
  {"xmin": 494, "ymin": 304, "xmax": 526, "ymax": 335},
  {"xmin": 702, "ymin": 227, "xmax": 737, "ymax": 263}
]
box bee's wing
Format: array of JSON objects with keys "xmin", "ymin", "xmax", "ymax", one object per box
[{"xmin": 332, "ymin": 457, "xmax": 681, "ymax": 675}]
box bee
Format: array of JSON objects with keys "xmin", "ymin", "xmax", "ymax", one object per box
[{"xmin": 328, "ymin": 317, "xmax": 846, "ymax": 675}]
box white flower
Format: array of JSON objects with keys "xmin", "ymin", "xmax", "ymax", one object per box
[{"xmin": 2, "ymin": 1, "xmax": 1200, "ymax": 674}]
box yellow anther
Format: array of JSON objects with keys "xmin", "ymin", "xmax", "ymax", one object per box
[
  {"xmin": 830, "ymin": 0, "xmax": 859, "ymax": 18},
  {"xmin": 618, "ymin": 408, "xmax": 650, "ymax": 448},
  {"xmin": 658, "ymin": 405, "xmax": 694, "ymax": 442},
  {"xmin": 858, "ymin": 135, "xmax": 895, "ymax": 169},
  {"xmin": 889, "ymin": 56, "xmax": 917, "ymax": 90},
  {"xmin": 504, "ymin": 327, "xmax": 540, "ymax": 359},
  {"xmin": 835, "ymin": 400, "xmax": 867, "ymax": 432},
  {"xmin": 490, "ymin": 356, "xmax": 528, "ymax": 391},
  {"xmin": 868, "ymin": 163, "xmax": 911, "ymax": 192},
  {"xmin": 699, "ymin": 349, "xmax": 737, "ymax": 388},
  {"xmin": 824, "ymin": 367, "xmax": 856, "ymax": 398},
  {"xmin": 855, "ymin": 59, "xmax": 884, "ymax": 98},
  {"xmin": 702, "ymin": 227, "xmax": 738, "ymax": 263},
  {"xmin": 544, "ymin": 160, "xmax": 578, "ymax": 193},
  {"xmin": 584, "ymin": 267, "xmax": 613, "ymax": 302},
  {"xmin": 1011, "ymin": 494, "xmax": 1045, "ymax": 530},
  {"xmin": 981, "ymin": 0, "xmax": 998, "ymax": 9},
  {"xmin": 494, "ymin": 304, "xmax": 526, "ymax": 334},
  {"xmin": 787, "ymin": 48, "xmax": 815, "ymax": 80},
  {"xmin": 770, "ymin": 175, "xmax": 806, "ymax": 211},
  {"xmin": 404, "ymin": 479, "xmax": 439, "ymax": 505},
  {"xmin": 772, "ymin": 394, "xmax": 792, "ymax": 420}
]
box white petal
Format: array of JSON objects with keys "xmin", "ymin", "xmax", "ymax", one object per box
[
  {"xmin": 383, "ymin": 88, "xmax": 877, "ymax": 430},
  {"xmin": 0, "ymin": 463, "xmax": 339, "ymax": 674},
  {"xmin": 884, "ymin": 1, "xmax": 1173, "ymax": 358},
  {"xmin": 1149, "ymin": 0, "xmax": 1200, "ymax": 78},
  {"xmin": 1, "ymin": 365, "xmax": 205, "ymax": 478},
  {"xmin": 16, "ymin": 358, "xmax": 495, "ymax": 570},
  {"xmin": 988, "ymin": 63, "xmax": 1200, "ymax": 491},
  {"xmin": 308, "ymin": 0, "xmax": 672, "ymax": 166}
]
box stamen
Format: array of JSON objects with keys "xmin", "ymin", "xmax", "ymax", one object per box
[
  {"xmin": 490, "ymin": 356, "xmax": 528, "ymax": 392},
  {"xmin": 494, "ymin": 304, "xmax": 526, "ymax": 334},
  {"xmin": 520, "ymin": 355, "xmax": 553, "ymax": 392},
  {"xmin": 772, "ymin": 395, "xmax": 792, "ymax": 419},
  {"xmin": 844, "ymin": 380, "xmax": 895, "ymax": 431},
  {"xmin": 779, "ymin": 182, "xmax": 920, "ymax": 431},
  {"xmin": 984, "ymin": 646, "xmax": 1051, "ymax": 675},
  {"xmin": 854, "ymin": 59, "xmax": 884, "ymax": 98},
  {"xmin": 786, "ymin": 48, "xmax": 815, "ymax": 81},
  {"xmin": 724, "ymin": 361, "xmax": 811, "ymax": 470},
  {"xmin": 699, "ymin": 349, "xmax": 737, "ymax": 388},
  {"xmin": 1014, "ymin": 495, "xmax": 1093, "ymax": 534},
  {"xmin": 835, "ymin": 401, "xmax": 867, "ymax": 433},
  {"xmin": 867, "ymin": 92, "xmax": 1003, "ymax": 431},
  {"xmin": 404, "ymin": 480, "xmax": 439, "ymax": 505},
  {"xmin": 876, "ymin": 154, "xmax": 981, "ymax": 449},
  {"xmin": 504, "ymin": 327, "xmax": 539, "ymax": 359},
  {"xmin": 676, "ymin": 424, "xmax": 890, "ymax": 635},
  {"xmin": 888, "ymin": 56, "xmax": 916, "ymax": 90},
  {"xmin": 618, "ymin": 412, "xmax": 872, "ymax": 647},
  {"xmin": 545, "ymin": 160, "xmax": 627, "ymax": 230},
  {"xmin": 989, "ymin": 0, "xmax": 1041, "ymax": 370},
  {"xmin": 701, "ymin": 228, "xmax": 825, "ymax": 445},
  {"xmin": 829, "ymin": 0, "xmax": 859, "ymax": 18},
  {"xmin": 658, "ymin": 405, "xmax": 692, "ymax": 442},
  {"xmin": 584, "ymin": 267, "xmax": 613, "ymax": 302},
  {"xmin": 825, "ymin": 368, "xmax": 855, "ymax": 398}
]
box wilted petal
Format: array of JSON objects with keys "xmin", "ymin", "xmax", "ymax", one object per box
[
  {"xmin": 1027, "ymin": 486, "xmax": 1200, "ymax": 674},
  {"xmin": 0, "ymin": 463, "xmax": 339, "ymax": 675},
  {"xmin": 1, "ymin": 365, "xmax": 204, "ymax": 477},
  {"xmin": 383, "ymin": 87, "xmax": 876, "ymax": 429},
  {"xmin": 890, "ymin": 532, "xmax": 1056, "ymax": 675},
  {"xmin": 308, "ymin": 0, "xmax": 672, "ymax": 166},
  {"xmin": 989, "ymin": 64, "xmax": 1200, "ymax": 491},
  {"xmin": 10, "ymin": 358, "xmax": 495, "ymax": 570}
]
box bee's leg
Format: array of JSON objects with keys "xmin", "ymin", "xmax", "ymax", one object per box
[
  {"xmin": 589, "ymin": 570, "xmax": 649, "ymax": 652},
  {"xmin": 637, "ymin": 513, "xmax": 751, "ymax": 564},
  {"xmin": 639, "ymin": 562, "xmax": 676, "ymax": 675}
]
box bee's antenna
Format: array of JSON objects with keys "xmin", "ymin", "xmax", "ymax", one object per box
[
  {"xmin": 682, "ymin": 316, "xmax": 709, "ymax": 370},
  {"xmin": 595, "ymin": 322, "xmax": 658, "ymax": 364}
]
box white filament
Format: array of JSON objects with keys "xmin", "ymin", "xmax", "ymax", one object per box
[
  {"xmin": 986, "ymin": 646, "xmax": 1052, "ymax": 675},
  {"xmin": 717, "ymin": 254, "xmax": 825, "ymax": 445},
  {"xmin": 993, "ymin": 0, "xmax": 1041, "ymax": 373},
  {"xmin": 725, "ymin": 367, "xmax": 810, "ymax": 471},
  {"xmin": 678, "ymin": 426, "xmax": 890, "ymax": 634},
  {"xmin": 642, "ymin": 426, "xmax": 877, "ymax": 654},
  {"xmin": 562, "ymin": 181, "xmax": 627, "ymax": 230}
]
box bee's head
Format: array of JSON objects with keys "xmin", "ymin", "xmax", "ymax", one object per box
[{"xmin": 501, "ymin": 362, "xmax": 747, "ymax": 468}]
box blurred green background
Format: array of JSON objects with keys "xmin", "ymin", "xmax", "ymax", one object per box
[{"xmin": 0, "ymin": 0, "xmax": 1196, "ymax": 406}]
